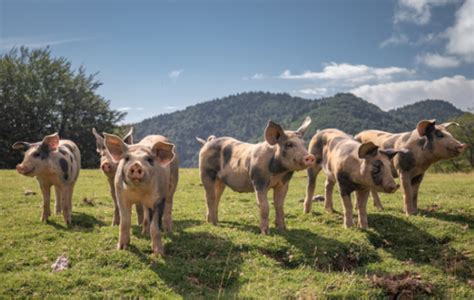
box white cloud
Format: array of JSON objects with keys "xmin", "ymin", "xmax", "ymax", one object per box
[
  {"xmin": 380, "ymin": 34, "xmax": 410, "ymax": 48},
  {"xmin": 297, "ymin": 87, "xmax": 328, "ymax": 96},
  {"xmin": 168, "ymin": 69, "xmax": 183, "ymax": 79},
  {"xmin": 0, "ymin": 37, "xmax": 90, "ymax": 50},
  {"xmin": 416, "ymin": 53, "xmax": 460, "ymax": 68},
  {"xmin": 242, "ymin": 73, "xmax": 265, "ymax": 80},
  {"xmin": 350, "ymin": 75, "xmax": 474, "ymax": 110},
  {"xmin": 117, "ymin": 107, "xmax": 132, "ymax": 111},
  {"xmin": 280, "ymin": 63, "xmax": 414, "ymax": 85},
  {"xmin": 394, "ymin": 0, "xmax": 454, "ymax": 25},
  {"xmin": 446, "ymin": 0, "xmax": 474, "ymax": 62}
]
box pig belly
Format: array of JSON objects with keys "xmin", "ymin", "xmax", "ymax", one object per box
[{"xmin": 219, "ymin": 170, "xmax": 254, "ymax": 193}]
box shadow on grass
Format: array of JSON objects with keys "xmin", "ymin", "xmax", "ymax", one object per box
[
  {"xmin": 367, "ymin": 214, "xmax": 473, "ymax": 280},
  {"xmin": 131, "ymin": 219, "xmax": 205, "ymax": 238},
  {"xmin": 128, "ymin": 230, "xmax": 243, "ymax": 298},
  {"xmin": 220, "ymin": 220, "xmax": 379, "ymax": 272},
  {"xmin": 47, "ymin": 212, "xmax": 106, "ymax": 231},
  {"xmin": 419, "ymin": 209, "xmax": 474, "ymax": 228}
]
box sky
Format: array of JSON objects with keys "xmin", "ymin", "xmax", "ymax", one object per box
[{"xmin": 1, "ymin": 0, "xmax": 473, "ymax": 123}]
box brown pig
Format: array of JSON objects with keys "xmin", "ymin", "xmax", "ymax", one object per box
[
  {"xmin": 304, "ymin": 129, "xmax": 402, "ymax": 229},
  {"xmin": 104, "ymin": 133, "xmax": 179, "ymax": 255},
  {"xmin": 12, "ymin": 133, "xmax": 81, "ymax": 225},
  {"xmin": 92, "ymin": 128, "xmax": 144, "ymax": 226},
  {"xmin": 355, "ymin": 120, "xmax": 468, "ymax": 215},
  {"xmin": 198, "ymin": 117, "xmax": 315, "ymax": 234}
]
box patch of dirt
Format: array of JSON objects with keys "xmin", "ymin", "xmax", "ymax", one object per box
[
  {"xmin": 51, "ymin": 255, "xmax": 70, "ymax": 272},
  {"xmin": 369, "ymin": 271, "xmax": 433, "ymax": 299},
  {"xmin": 425, "ymin": 204, "xmax": 441, "ymax": 212}
]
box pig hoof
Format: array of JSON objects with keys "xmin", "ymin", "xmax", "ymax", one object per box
[
  {"xmin": 117, "ymin": 242, "xmax": 128, "ymax": 250},
  {"xmin": 375, "ymin": 205, "xmax": 384, "ymax": 211},
  {"xmin": 276, "ymin": 225, "xmax": 286, "ymax": 231},
  {"xmin": 153, "ymin": 247, "xmax": 165, "ymax": 256},
  {"xmin": 325, "ymin": 208, "xmax": 335, "ymax": 213},
  {"xmin": 260, "ymin": 228, "xmax": 270, "ymax": 235}
]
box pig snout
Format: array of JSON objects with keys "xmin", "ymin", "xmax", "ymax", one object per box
[
  {"xmin": 384, "ymin": 183, "xmax": 399, "ymax": 194},
  {"xmin": 457, "ymin": 143, "xmax": 468, "ymax": 154},
  {"xmin": 16, "ymin": 164, "xmax": 33, "ymax": 175},
  {"xmin": 101, "ymin": 162, "xmax": 112, "ymax": 173},
  {"xmin": 303, "ymin": 154, "xmax": 315, "ymax": 166},
  {"xmin": 128, "ymin": 163, "xmax": 144, "ymax": 180}
]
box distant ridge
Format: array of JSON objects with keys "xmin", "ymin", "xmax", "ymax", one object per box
[{"xmin": 134, "ymin": 92, "xmax": 464, "ymax": 167}]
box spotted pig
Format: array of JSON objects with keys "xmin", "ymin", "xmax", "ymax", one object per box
[
  {"xmin": 198, "ymin": 117, "xmax": 315, "ymax": 234},
  {"xmin": 12, "ymin": 133, "xmax": 81, "ymax": 225}
]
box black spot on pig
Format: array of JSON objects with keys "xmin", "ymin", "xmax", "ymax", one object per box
[
  {"xmin": 223, "ymin": 145, "xmax": 233, "ymax": 167},
  {"xmin": 59, "ymin": 158, "xmax": 69, "ymax": 180},
  {"xmin": 337, "ymin": 171, "xmax": 361, "ymax": 196},
  {"xmin": 38, "ymin": 143, "xmax": 50, "ymax": 160},
  {"xmin": 269, "ymin": 155, "xmax": 287, "ymax": 174},
  {"xmin": 411, "ymin": 174, "xmax": 424, "ymax": 186},
  {"xmin": 64, "ymin": 144, "xmax": 75, "ymax": 153},
  {"xmin": 281, "ymin": 171, "xmax": 294, "ymax": 184},
  {"xmin": 59, "ymin": 148, "xmax": 67, "ymax": 156},
  {"xmin": 205, "ymin": 168, "xmax": 218, "ymax": 181},
  {"xmin": 250, "ymin": 167, "xmax": 268, "ymax": 191},
  {"xmin": 371, "ymin": 160, "xmax": 384, "ymax": 186},
  {"xmin": 398, "ymin": 151, "xmax": 416, "ymax": 172},
  {"xmin": 237, "ymin": 158, "xmax": 241, "ymax": 167}
]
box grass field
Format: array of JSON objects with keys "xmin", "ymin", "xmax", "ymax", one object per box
[{"xmin": 0, "ymin": 169, "xmax": 473, "ymax": 298}]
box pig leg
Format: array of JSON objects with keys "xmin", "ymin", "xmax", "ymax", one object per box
[
  {"xmin": 202, "ymin": 176, "xmax": 218, "ymax": 225},
  {"xmin": 150, "ymin": 202, "xmax": 164, "ymax": 256},
  {"xmin": 371, "ymin": 189, "xmax": 384, "ymax": 211},
  {"xmin": 339, "ymin": 192, "xmax": 354, "ymax": 228},
  {"xmin": 400, "ymin": 172, "xmax": 415, "ymax": 215},
  {"xmin": 324, "ymin": 179, "xmax": 336, "ymax": 213},
  {"xmin": 38, "ymin": 181, "xmax": 51, "ymax": 222},
  {"xmin": 162, "ymin": 196, "xmax": 173, "ymax": 233},
  {"xmin": 255, "ymin": 191, "xmax": 270, "ymax": 235},
  {"xmin": 54, "ymin": 186, "xmax": 62, "ymax": 214},
  {"xmin": 304, "ymin": 166, "xmax": 318, "ymax": 213},
  {"xmin": 135, "ymin": 204, "xmax": 144, "ymax": 226},
  {"xmin": 142, "ymin": 208, "xmax": 150, "ymax": 235},
  {"xmin": 356, "ymin": 190, "xmax": 370, "ymax": 229},
  {"xmin": 411, "ymin": 173, "xmax": 424, "ymax": 212},
  {"xmin": 118, "ymin": 200, "xmax": 132, "ymax": 250},
  {"xmin": 213, "ymin": 179, "xmax": 226, "ymax": 224},
  {"xmin": 61, "ymin": 186, "xmax": 72, "ymax": 226},
  {"xmin": 273, "ymin": 183, "xmax": 289, "ymax": 231},
  {"xmin": 110, "ymin": 182, "xmax": 120, "ymax": 226}
]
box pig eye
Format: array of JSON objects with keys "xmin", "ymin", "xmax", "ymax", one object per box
[
  {"xmin": 32, "ymin": 151, "xmax": 40, "ymax": 158},
  {"xmin": 124, "ymin": 155, "xmax": 130, "ymax": 162},
  {"xmin": 146, "ymin": 157, "xmax": 154, "ymax": 165},
  {"xmin": 434, "ymin": 131, "xmax": 444, "ymax": 138},
  {"xmin": 285, "ymin": 142, "xmax": 293, "ymax": 148},
  {"xmin": 373, "ymin": 161, "xmax": 382, "ymax": 174}
]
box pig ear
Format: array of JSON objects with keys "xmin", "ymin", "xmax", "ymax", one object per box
[
  {"xmin": 358, "ymin": 142, "xmax": 379, "ymax": 159},
  {"xmin": 152, "ymin": 141, "xmax": 176, "ymax": 166},
  {"xmin": 41, "ymin": 133, "xmax": 60, "ymax": 152},
  {"xmin": 207, "ymin": 135, "xmax": 216, "ymax": 142},
  {"xmin": 196, "ymin": 137, "xmax": 206, "ymax": 145},
  {"xmin": 92, "ymin": 128, "xmax": 105, "ymax": 152},
  {"xmin": 416, "ymin": 119, "xmax": 436, "ymax": 136},
  {"xmin": 12, "ymin": 141, "xmax": 31, "ymax": 151},
  {"xmin": 264, "ymin": 121, "xmax": 285, "ymax": 145},
  {"xmin": 122, "ymin": 127, "xmax": 134, "ymax": 144},
  {"xmin": 104, "ymin": 133, "xmax": 128, "ymax": 163},
  {"xmin": 441, "ymin": 122, "xmax": 459, "ymax": 129},
  {"xmin": 296, "ymin": 116, "xmax": 312, "ymax": 136}
]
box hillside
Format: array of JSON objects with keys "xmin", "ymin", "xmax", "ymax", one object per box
[
  {"xmin": 389, "ymin": 100, "xmax": 464, "ymax": 128},
  {"xmin": 134, "ymin": 92, "xmax": 464, "ymax": 167}
]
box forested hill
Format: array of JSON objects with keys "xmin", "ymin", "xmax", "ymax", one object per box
[{"xmin": 134, "ymin": 92, "xmax": 464, "ymax": 167}]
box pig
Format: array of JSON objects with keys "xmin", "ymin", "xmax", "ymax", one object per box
[
  {"xmin": 198, "ymin": 117, "xmax": 315, "ymax": 234},
  {"xmin": 355, "ymin": 120, "xmax": 468, "ymax": 215},
  {"xmin": 92, "ymin": 128, "xmax": 144, "ymax": 226},
  {"xmin": 104, "ymin": 133, "xmax": 179, "ymax": 255},
  {"xmin": 12, "ymin": 133, "xmax": 81, "ymax": 225},
  {"xmin": 304, "ymin": 129, "xmax": 402, "ymax": 229}
]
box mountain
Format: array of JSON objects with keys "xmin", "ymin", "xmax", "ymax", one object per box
[
  {"xmin": 134, "ymin": 92, "xmax": 464, "ymax": 167},
  {"xmin": 389, "ymin": 100, "xmax": 465, "ymax": 128}
]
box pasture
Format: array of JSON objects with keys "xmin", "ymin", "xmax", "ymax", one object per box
[{"xmin": 0, "ymin": 169, "xmax": 472, "ymax": 298}]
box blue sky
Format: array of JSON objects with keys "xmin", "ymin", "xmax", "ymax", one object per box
[{"xmin": 1, "ymin": 0, "xmax": 473, "ymax": 123}]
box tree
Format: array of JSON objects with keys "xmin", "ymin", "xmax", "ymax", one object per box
[{"xmin": 0, "ymin": 47, "xmax": 125, "ymax": 168}]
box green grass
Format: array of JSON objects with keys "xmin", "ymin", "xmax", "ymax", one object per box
[{"xmin": 0, "ymin": 169, "xmax": 472, "ymax": 298}]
